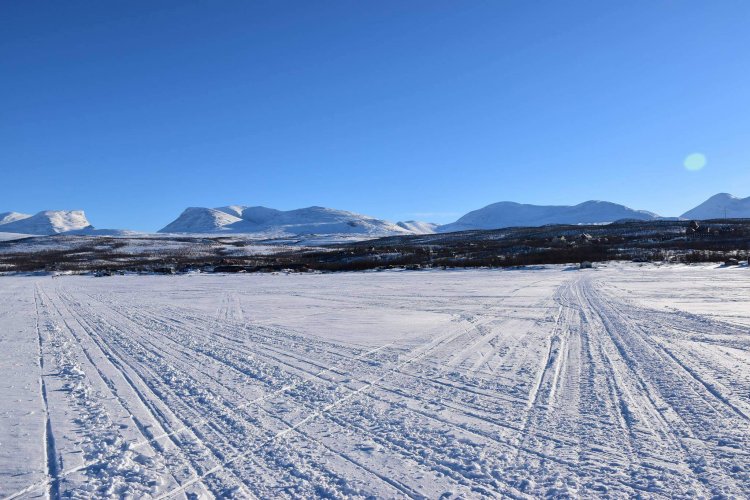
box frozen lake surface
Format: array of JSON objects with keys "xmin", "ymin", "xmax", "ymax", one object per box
[{"xmin": 2, "ymin": 264, "xmax": 750, "ymax": 498}]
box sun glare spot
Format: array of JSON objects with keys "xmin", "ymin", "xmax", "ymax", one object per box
[{"xmin": 684, "ymin": 153, "xmax": 706, "ymax": 171}]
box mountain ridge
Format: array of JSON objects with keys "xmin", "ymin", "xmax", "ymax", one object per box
[
  {"xmin": 0, "ymin": 210, "xmax": 92, "ymax": 235},
  {"xmin": 438, "ymin": 200, "xmax": 660, "ymax": 232},
  {"xmin": 158, "ymin": 205, "xmax": 416, "ymax": 238},
  {"xmin": 681, "ymin": 193, "xmax": 750, "ymax": 220}
]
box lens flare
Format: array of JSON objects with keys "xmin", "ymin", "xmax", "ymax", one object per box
[{"xmin": 684, "ymin": 153, "xmax": 706, "ymax": 171}]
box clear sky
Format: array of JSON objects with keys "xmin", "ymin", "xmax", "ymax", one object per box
[{"xmin": 2, "ymin": 1, "xmax": 750, "ymax": 231}]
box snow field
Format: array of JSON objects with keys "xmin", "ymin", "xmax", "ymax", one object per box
[{"xmin": 1, "ymin": 265, "xmax": 749, "ymax": 498}]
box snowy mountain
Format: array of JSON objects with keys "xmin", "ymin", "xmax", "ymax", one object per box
[
  {"xmin": 0, "ymin": 212, "xmax": 32, "ymax": 225},
  {"xmin": 159, "ymin": 205, "xmax": 415, "ymax": 238},
  {"xmin": 0, "ymin": 210, "xmax": 92, "ymax": 235},
  {"xmin": 438, "ymin": 200, "xmax": 660, "ymax": 232},
  {"xmin": 159, "ymin": 207, "xmax": 244, "ymax": 233},
  {"xmin": 681, "ymin": 193, "xmax": 750, "ymax": 220},
  {"xmin": 396, "ymin": 220, "xmax": 438, "ymax": 234}
]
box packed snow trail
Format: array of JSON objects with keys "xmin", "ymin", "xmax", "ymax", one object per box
[{"xmin": 1, "ymin": 264, "xmax": 749, "ymax": 498}]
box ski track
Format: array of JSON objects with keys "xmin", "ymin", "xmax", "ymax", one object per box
[{"xmin": 1, "ymin": 264, "xmax": 750, "ymax": 498}]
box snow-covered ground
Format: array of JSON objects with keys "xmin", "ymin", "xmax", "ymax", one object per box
[{"xmin": 1, "ymin": 264, "xmax": 749, "ymax": 498}]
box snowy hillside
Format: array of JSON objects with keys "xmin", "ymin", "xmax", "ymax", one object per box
[
  {"xmin": 681, "ymin": 193, "xmax": 750, "ymax": 219},
  {"xmin": 0, "ymin": 212, "xmax": 32, "ymax": 225},
  {"xmin": 439, "ymin": 200, "xmax": 660, "ymax": 232},
  {"xmin": 396, "ymin": 220, "xmax": 438, "ymax": 234},
  {"xmin": 159, "ymin": 207, "xmax": 244, "ymax": 233},
  {"xmin": 0, "ymin": 210, "xmax": 92, "ymax": 235},
  {"xmin": 159, "ymin": 205, "xmax": 414, "ymax": 238}
]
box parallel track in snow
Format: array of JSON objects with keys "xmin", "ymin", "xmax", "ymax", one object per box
[{"xmin": 2, "ymin": 266, "xmax": 750, "ymax": 498}]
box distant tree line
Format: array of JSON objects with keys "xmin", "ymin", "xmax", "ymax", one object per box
[{"xmin": 0, "ymin": 219, "xmax": 748, "ymax": 273}]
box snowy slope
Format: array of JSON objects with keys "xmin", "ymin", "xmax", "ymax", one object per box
[
  {"xmin": 439, "ymin": 200, "xmax": 660, "ymax": 232},
  {"xmin": 231, "ymin": 206, "xmax": 411, "ymax": 237},
  {"xmin": 681, "ymin": 193, "xmax": 750, "ymax": 219},
  {"xmin": 0, "ymin": 210, "xmax": 92, "ymax": 235},
  {"xmin": 159, "ymin": 207, "xmax": 244, "ymax": 233},
  {"xmin": 396, "ymin": 220, "xmax": 438, "ymax": 234},
  {"xmin": 159, "ymin": 205, "xmax": 413, "ymax": 238},
  {"xmin": 0, "ymin": 212, "xmax": 32, "ymax": 225},
  {"xmin": 215, "ymin": 205, "xmax": 249, "ymax": 218}
]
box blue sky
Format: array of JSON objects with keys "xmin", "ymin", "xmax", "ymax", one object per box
[{"xmin": 2, "ymin": 1, "xmax": 749, "ymax": 231}]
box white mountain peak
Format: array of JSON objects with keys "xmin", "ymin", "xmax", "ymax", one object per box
[{"xmin": 0, "ymin": 210, "xmax": 92, "ymax": 235}]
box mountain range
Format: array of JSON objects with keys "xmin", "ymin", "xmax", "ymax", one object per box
[
  {"xmin": 158, "ymin": 206, "xmax": 421, "ymax": 238},
  {"xmin": 2, "ymin": 193, "xmax": 750, "ymax": 240}
]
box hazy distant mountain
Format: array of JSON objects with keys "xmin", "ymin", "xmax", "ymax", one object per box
[
  {"xmin": 0, "ymin": 210, "xmax": 92, "ymax": 235},
  {"xmin": 681, "ymin": 193, "xmax": 750, "ymax": 220},
  {"xmin": 438, "ymin": 200, "xmax": 660, "ymax": 232},
  {"xmin": 159, "ymin": 205, "xmax": 416, "ymax": 238}
]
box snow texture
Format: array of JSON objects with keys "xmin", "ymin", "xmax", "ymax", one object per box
[
  {"xmin": 396, "ymin": 220, "xmax": 439, "ymax": 234},
  {"xmin": 1, "ymin": 264, "xmax": 750, "ymax": 498}
]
